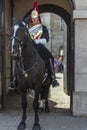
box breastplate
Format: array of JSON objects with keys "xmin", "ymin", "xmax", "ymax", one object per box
[{"xmin": 29, "ymin": 24, "xmax": 43, "ymax": 40}]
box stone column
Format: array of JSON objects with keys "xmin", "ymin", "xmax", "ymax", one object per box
[
  {"xmin": 5, "ymin": 0, "xmax": 11, "ymax": 93},
  {"xmin": 73, "ymin": 1, "xmax": 87, "ymax": 116}
]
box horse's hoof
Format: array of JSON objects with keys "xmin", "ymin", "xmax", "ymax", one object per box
[
  {"xmin": 39, "ymin": 107, "xmax": 43, "ymax": 113},
  {"xmin": 32, "ymin": 124, "xmax": 41, "ymax": 130},
  {"xmin": 17, "ymin": 122, "xmax": 26, "ymax": 130},
  {"xmin": 45, "ymin": 107, "xmax": 50, "ymax": 113}
]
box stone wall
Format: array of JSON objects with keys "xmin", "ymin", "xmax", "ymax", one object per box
[
  {"xmin": 13, "ymin": 0, "xmax": 71, "ymax": 19},
  {"xmin": 73, "ymin": 0, "xmax": 87, "ymax": 116}
]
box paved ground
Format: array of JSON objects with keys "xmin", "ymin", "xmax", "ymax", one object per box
[{"xmin": 0, "ymin": 73, "xmax": 87, "ymax": 130}]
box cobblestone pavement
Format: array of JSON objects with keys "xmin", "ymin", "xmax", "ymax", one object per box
[{"xmin": 0, "ymin": 73, "xmax": 87, "ymax": 130}]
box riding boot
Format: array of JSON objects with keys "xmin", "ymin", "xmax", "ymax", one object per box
[
  {"xmin": 49, "ymin": 58, "xmax": 59, "ymax": 87},
  {"xmin": 9, "ymin": 77, "xmax": 18, "ymax": 90}
]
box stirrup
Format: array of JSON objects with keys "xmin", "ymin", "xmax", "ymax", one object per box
[{"xmin": 52, "ymin": 80, "xmax": 59, "ymax": 87}]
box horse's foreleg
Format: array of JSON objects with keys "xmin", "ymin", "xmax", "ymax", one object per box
[
  {"xmin": 17, "ymin": 93, "xmax": 27, "ymax": 130},
  {"xmin": 21, "ymin": 93, "xmax": 27, "ymax": 124},
  {"xmin": 45, "ymin": 97, "xmax": 50, "ymax": 112},
  {"xmin": 32, "ymin": 90, "xmax": 41, "ymax": 130}
]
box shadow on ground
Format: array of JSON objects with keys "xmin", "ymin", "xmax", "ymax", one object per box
[{"xmin": 5, "ymin": 90, "xmax": 70, "ymax": 117}]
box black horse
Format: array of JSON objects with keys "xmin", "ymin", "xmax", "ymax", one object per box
[{"xmin": 10, "ymin": 19, "xmax": 51, "ymax": 130}]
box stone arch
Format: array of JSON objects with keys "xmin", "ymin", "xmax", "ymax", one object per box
[{"xmin": 24, "ymin": 4, "xmax": 71, "ymax": 27}]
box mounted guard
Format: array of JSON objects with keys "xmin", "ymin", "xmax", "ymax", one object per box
[
  {"xmin": 9, "ymin": 0, "xmax": 59, "ymax": 89},
  {"xmin": 28, "ymin": 0, "xmax": 59, "ymax": 87}
]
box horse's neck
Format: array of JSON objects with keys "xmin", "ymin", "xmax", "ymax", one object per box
[{"xmin": 22, "ymin": 39, "xmax": 35, "ymax": 67}]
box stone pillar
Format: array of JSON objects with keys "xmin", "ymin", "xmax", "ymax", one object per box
[
  {"xmin": 73, "ymin": 2, "xmax": 87, "ymax": 116},
  {"xmin": 5, "ymin": 0, "xmax": 11, "ymax": 93}
]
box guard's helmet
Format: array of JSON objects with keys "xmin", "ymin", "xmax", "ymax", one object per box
[{"xmin": 31, "ymin": 10, "xmax": 38, "ymax": 19}]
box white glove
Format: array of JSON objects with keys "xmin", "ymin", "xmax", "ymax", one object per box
[{"xmin": 34, "ymin": 38, "xmax": 46, "ymax": 45}]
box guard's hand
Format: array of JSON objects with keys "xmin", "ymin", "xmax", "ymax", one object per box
[{"xmin": 34, "ymin": 39, "xmax": 40, "ymax": 44}]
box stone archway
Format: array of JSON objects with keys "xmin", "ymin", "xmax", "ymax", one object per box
[
  {"xmin": 0, "ymin": 0, "xmax": 73, "ymax": 110},
  {"xmin": 2, "ymin": 0, "xmax": 87, "ymax": 116}
]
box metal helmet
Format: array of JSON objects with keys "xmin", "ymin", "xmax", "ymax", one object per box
[{"xmin": 31, "ymin": 10, "xmax": 39, "ymax": 19}]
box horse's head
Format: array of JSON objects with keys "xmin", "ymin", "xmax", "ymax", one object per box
[{"xmin": 10, "ymin": 19, "xmax": 29, "ymax": 57}]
